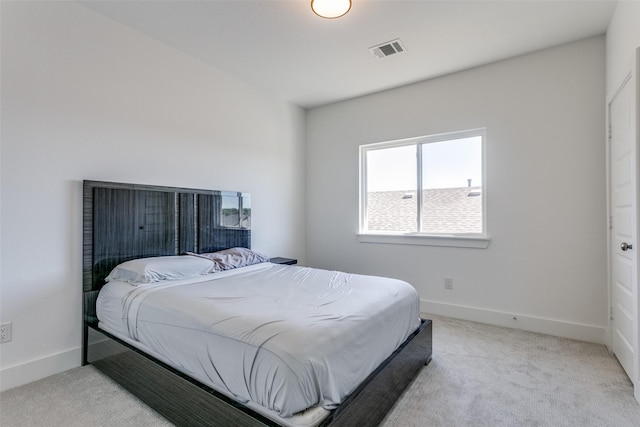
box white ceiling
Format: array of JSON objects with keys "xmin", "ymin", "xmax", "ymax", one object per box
[{"xmin": 81, "ymin": 0, "xmax": 617, "ymax": 109}]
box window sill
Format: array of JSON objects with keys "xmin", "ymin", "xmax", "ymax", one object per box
[{"xmin": 356, "ymin": 233, "xmax": 491, "ymax": 249}]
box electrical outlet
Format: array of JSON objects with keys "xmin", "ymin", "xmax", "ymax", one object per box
[
  {"xmin": 0, "ymin": 322, "xmax": 12, "ymax": 343},
  {"xmin": 444, "ymin": 277, "xmax": 453, "ymax": 290}
]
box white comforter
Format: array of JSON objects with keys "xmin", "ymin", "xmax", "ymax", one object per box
[{"xmin": 97, "ymin": 263, "xmax": 420, "ymax": 418}]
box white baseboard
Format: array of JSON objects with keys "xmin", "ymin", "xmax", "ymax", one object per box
[
  {"xmin": 421, "ymin": 299, "xmax": 607, "ymax": 344},
  {"xmin": 0, "ymin": 347, "xmax": 81, "ymax": 392}
]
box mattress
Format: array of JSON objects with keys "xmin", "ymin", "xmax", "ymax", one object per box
[{"xmin": 96, "ymin": 262, "xmax": 421, "ymax": 424}]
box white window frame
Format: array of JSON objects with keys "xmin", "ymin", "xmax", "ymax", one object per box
[{"xmin": 358, "ymin": 128, "xmax": 490, "ymax": 249}]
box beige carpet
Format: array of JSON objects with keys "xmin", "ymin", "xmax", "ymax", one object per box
[
  {"xmin": 1, "ymin": 315, "xmax": 640, "ymax": 426},
  {"xmin": 382, "ymin": 316, "xmax": 640, "ymax": 426}
]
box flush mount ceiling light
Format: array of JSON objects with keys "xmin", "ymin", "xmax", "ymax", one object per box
[{"xmin": 311, "ymin": 0, "xmax": 352, "ymax": 19}]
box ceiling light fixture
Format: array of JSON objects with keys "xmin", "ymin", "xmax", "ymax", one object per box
[{"xmin": 311, "ymin": 0, "xmax": 352, "ymax": 19}]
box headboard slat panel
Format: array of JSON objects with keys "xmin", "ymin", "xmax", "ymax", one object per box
[{"xmin": 178, "ymin": 193, "xmax": 196, "ymax": 254}]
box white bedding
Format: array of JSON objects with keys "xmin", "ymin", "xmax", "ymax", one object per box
[{"xmin": 96, "ymin": 262, "xmax": 421, "ymax": 421}]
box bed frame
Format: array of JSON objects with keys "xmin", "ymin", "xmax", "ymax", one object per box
[{"xmin": 82, "ymin": 180, "xmax": 432, "ymax": 427}]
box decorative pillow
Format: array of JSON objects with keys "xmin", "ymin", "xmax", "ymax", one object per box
[
  {"xmin": 105, "ymin": 255, "xmax": 216, "ymax": 285},
  {"xmin": 188, "ymin": 247, "xmax": 269, "ymax": 271}
]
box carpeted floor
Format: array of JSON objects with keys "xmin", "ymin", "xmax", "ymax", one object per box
[
  {"xmin": 382, "ymin": 316, "xmax": 640, "ymax": 426},
  {"xmin": 1, "ymin": 315, "xmax": 639, "ymax": 426}
]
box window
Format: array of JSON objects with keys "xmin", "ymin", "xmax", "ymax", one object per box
[
  {"xmin": 220, "ymin": 192, "xmax": 251, "ymax": 229},
  {"xmin": 359, "ymin": 129, "xmax": 489, "ymax": 248}
]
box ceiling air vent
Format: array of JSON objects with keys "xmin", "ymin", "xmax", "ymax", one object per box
[{"xmin": 369, "ymin": 39, "xmax": 406, "ymax": 59}]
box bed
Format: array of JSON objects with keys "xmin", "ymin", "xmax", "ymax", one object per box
[{"xmin": 82, "ymin": 180, "xmax": 432, "ymax": 427}]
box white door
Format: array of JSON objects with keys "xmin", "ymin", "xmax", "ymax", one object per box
[{"xmin": 609, "ymin": 61, "xmax": 639, "ymax": 400}]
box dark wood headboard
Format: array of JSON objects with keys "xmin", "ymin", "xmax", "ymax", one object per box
[{"xmin": 82, "ymin": 180, "xmax": 251, "ymax": 325}]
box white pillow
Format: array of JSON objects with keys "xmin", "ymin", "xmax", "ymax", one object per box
[{"xmin": 105, "ymin": 255, "xmax": 215, "ymax": 285}]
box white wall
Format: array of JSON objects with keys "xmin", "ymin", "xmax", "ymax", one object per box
[
  {"xmin": 606, "ymin": 1, "xmax": 640, "ymax": 98},
  {"xmin": 0, "ymin": 1, "xmax": 306, "ymax": 391},
  {"xmin": 306, "ymin": 37, "xmax": 607, "ymax": 343}
]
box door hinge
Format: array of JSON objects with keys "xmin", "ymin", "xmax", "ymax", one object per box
[
  {"xmin": 610, "ymin": 306, "xmax": 614, "ymax": 320},
  {"xmin": 609, "ymin": 215, "xmax": 613, "ymax": 229}
]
